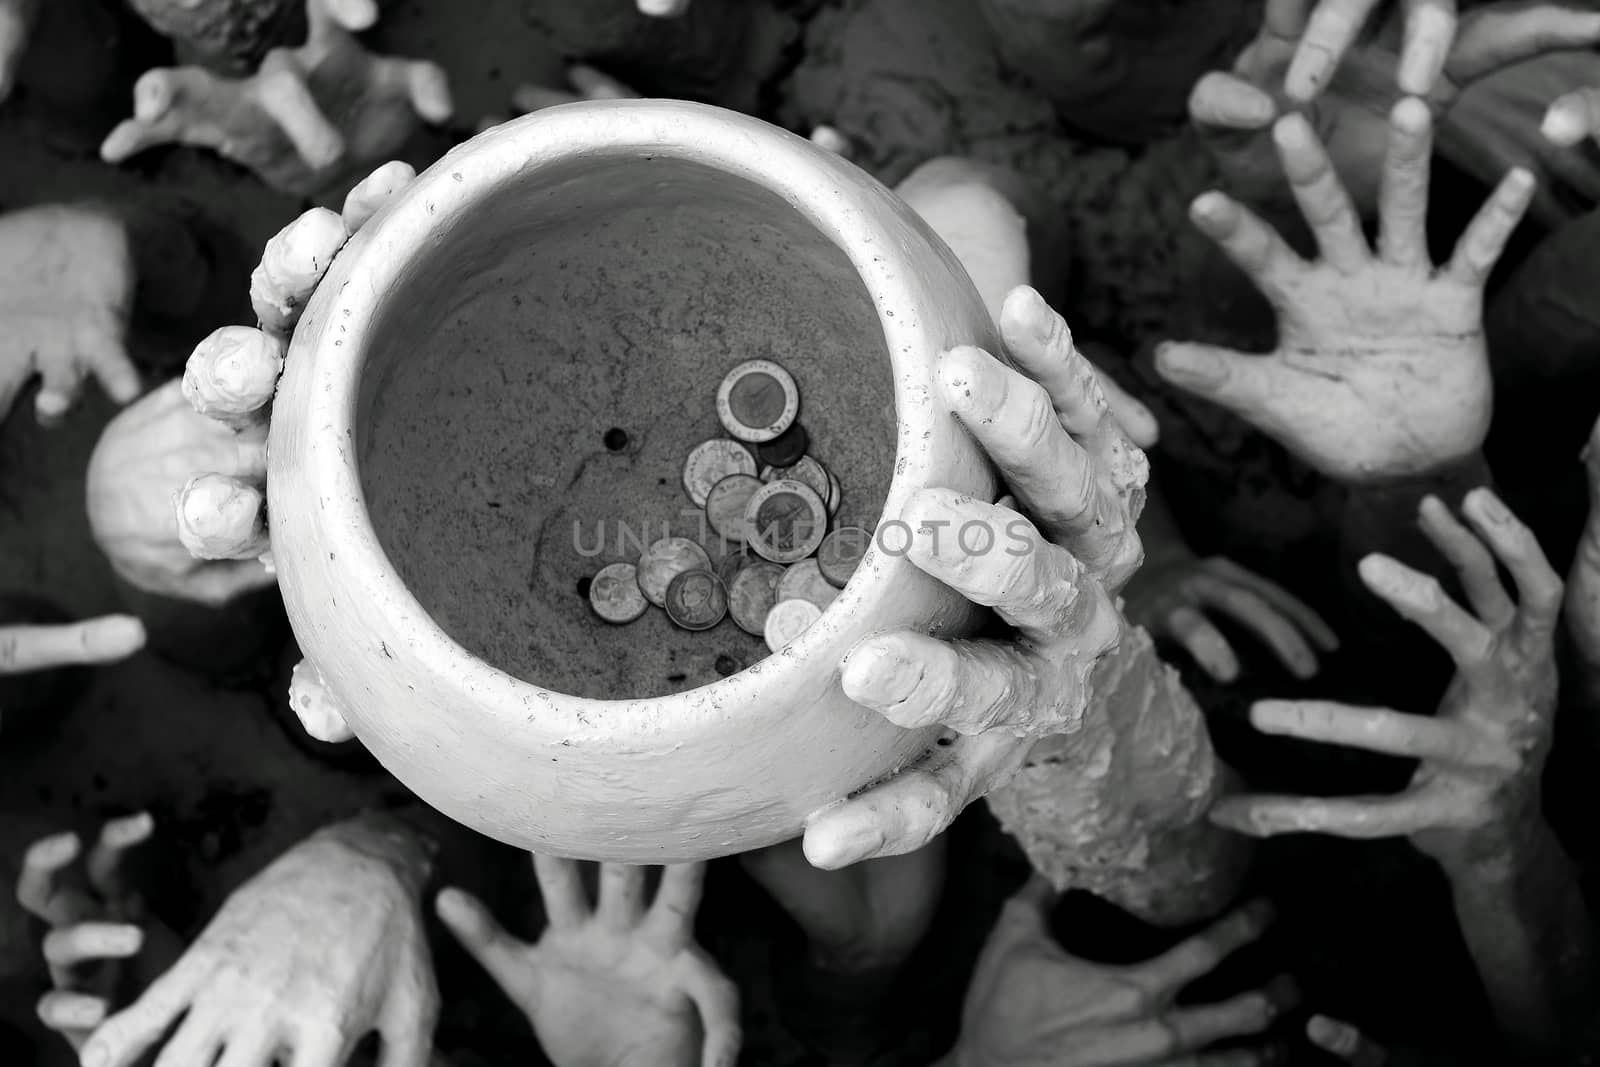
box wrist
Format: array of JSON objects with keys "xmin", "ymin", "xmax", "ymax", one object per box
[{"xmin": 314, "ymin": 810, "xmax": 438, "ymax": 891}]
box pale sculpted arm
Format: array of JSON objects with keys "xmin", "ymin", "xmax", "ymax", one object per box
[{"xmin": 1214, "ymin": 490, "xmax": 1595, "ymax": 1055}]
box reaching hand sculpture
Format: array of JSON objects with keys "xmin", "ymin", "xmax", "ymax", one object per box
[
  {"xmin": 1160, "ymin": 99, "xmax": 1533, "ymax": 485},
  {"xmin": 101, "ymin": 0, "xmax": 451, "ymax": 196},
  {"xmin": 79, "ymin": 813, "xmax": 439, "ymax": 1067},
  {"xmin": 19, "ymin": 815, "xmax": 182, "ymax": 1052},
  {"xmin": 0, "ymin": 204, "xmax": 140, "ymax": 425},
  {"xmin": 1189, "ymin": 0, "xmax": 1600, "ymax": 211},
  {"xmin": 437, "ymin": 857, "xmax": 740, "ymax": 1067},
  {"xmin": 1214, "ymin": 490, "xmax": 1595, "ymax": 1054},
  {"xmin": 944, "ymin": 879, "xmax": 1295, "ymax": 1067}
]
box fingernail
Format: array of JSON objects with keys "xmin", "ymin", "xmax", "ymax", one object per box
[
  {"xmin": 1155, "ymin": 344, "xmax": 1226, "ymax": 387},
  {"xmin": 840, "ymin": 639, "xmax": 919, "ymax": 709},
  {"xmin": 1014, "ymin": 285, "xmax": 1056, "ymax": 345},
  {"xmin": 109, "ymin": 926, "xmax": 144, "ymax": 954},
  {"xmin": 1543, "ymin": 100, "xmax": 1587, "ymax": 146},
  {"xmin": 1468, "ymin": 488, "xmax": 1511, "ymax": 523},
  {"xmin": 1286, "ymin": 45, "xmax": 1332, "ymax": 100},
  {"xmin": 103, "ymin": 810, "xmax": 154, "ymax": 847},
  {"xmin": 1271, "ymin": 111, "xmax": 1314, "ymax": 151},
  {"xmin": 939, "ymin": 346, "xmax": 990, "ymax": 413},
  {"xmin": 811, "ymin": 819, "xmax": 885, "ymax": 869}
]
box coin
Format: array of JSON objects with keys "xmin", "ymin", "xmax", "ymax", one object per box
[
  {"xmin": 764, "ymin": 597, "xmax": 823, "ymax": 651},
  {"xmin": 636, "ymin": 536, "xmax": 713, "ymax": 607},
  {"xmin": 745, "ymin": 479, "xmax": 829, "ymax": 564},
  {"xmin": 705, "ymin": 473, "xmax": 763, "ymax": 546},
  {"xmin": 756, "ymin": 421, "xmax": 809, "ymax": 468},
  {"xmin": 727, "ymin": 560, "xmax": 785, "ymax": 636},
  {"xmin": 588, "ymin": 562, "xmax": 649, "ymax": 624},
  {"xmin": 682, "ymin": 439, "xmax": 756, "ymax": 507},
  {"xmin": 715, "ymin": 550, "xmax": 754, "ymax": 589},
  {"xmin": 717, "ymin": 360, "xmax": 800, "ymax": 443},
  {"xmin": 777, "ymin": 558, "xmax": 839, "ymax": 611},
  {"xmin": 816, "ymin": 526, "xmax": 871, "ymax": 588},
  {"xmin": 760, "ymin": 455, "xmax": 831, "ymax": 503},
  {"xmin": 664, "ymin": 569, "xmax": 728, "ymax": 631}
]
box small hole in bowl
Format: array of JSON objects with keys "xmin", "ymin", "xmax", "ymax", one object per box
[
  {"xmin": 575, "ymin": 577, "xmax": 592, "ymax": 598},
  {"xmin": 603, "ymin": 428, "xmax": 629, "ymax": 452}
]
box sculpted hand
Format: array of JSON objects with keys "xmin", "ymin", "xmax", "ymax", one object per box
[
  {"xmin": 436, "ymin": 857, "xmax": 740, "ymax": 1067},
  {"xmin": 1191, "ymin": 0, "xmax": 1600, "ymax": 209},
  {"xmin": 0, "ymin": 205, "xmax": 140, "ymax": 424},
  {"xmin": 1159, "ymin": 101, "xmax": 1532, "ymax": 485},
  {"xmin": 0, "ymin": 0, "xmax": 36, "ymax": 100},
  {"xmin": 952, "ymin": 879, "xmax": 1295, "ymax": 1067},
  {"xmin": 101, "ymin": 0, "xmax": 450, "ymax": 196},
  {"xmin": 167, "ymin": 161, "xmax": 414, "ymax": 732},
  {"xmin": 19, "ymin": 815, "xmax": 181, "ymax": 1051},
  {"xmin": 1124, "ymin": 555, "xmax": 1336, "ymax": 682},
  {"xmin": 740, "ymin": 835, "xmax": 945, "ymax": 973},
  {"xmin": 81, "ymin": 813, "xmax": 439, "ymax": 1067},
  {"xmin": 1211, "ymin": 488, "xmax": 1561, "ymax": 862},
  {"xmin": 803, "ymin": 285, "xmax": 1146, "ymax": 869}
]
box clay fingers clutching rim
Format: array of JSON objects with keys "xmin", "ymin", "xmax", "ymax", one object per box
[
  {"xmin": 943, "ymin": 285, "xmax": 1149, "ymax": 592},
  {"xmin": 841, "ymin": 491, "xmax": 1121, "ymax": 737},
  {"xmin": 804, "ymin": 728, "xmax": 1035, "ymax": 869},
  {"xmin": 176, "ymin": 163, "xmax": 416, "ymax": 563}
]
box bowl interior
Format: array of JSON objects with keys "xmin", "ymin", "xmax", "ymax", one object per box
[{"xmin": 356, "ymin": 154, "xmax": 895, "ymax": 700}]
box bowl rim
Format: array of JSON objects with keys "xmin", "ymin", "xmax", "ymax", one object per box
[{"xmin": 277, "ymin": 99, "xmax": 954, "ymax": 733}]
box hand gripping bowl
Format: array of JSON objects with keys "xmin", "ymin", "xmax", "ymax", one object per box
[{"xmin": 268, "ymin": 100, "xmax": 1001, "ymax": 860}]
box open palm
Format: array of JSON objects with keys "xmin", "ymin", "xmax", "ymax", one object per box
[
  {"xmin": 437, "ymin": 858, "xmax": 739, "ymax": 1067},
  {"xmin": 1160, "ymin": 99, "xmax": 1532, "ymax": 484}
]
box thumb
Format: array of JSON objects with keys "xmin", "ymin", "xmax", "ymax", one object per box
[
  {"xmin": 434, "ymin": 887, "xmax": 538, "ymax": 1005},
  {"xmin": 1154, "ymin": 341, "xmax": 1290, "ymax": 436}
]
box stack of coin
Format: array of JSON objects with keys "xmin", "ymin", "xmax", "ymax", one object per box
[{"xmin": 587, "ymin": 359, "xmax": 875, "ymax": 653}]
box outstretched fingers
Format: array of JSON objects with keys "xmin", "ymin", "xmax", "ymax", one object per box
[
  {"xmin": 1460, "ymin": 488, "xmax": 1563, "ymax": 641},
  {"xmin": 1285, "ymin": 0, "xmax": 1381, "ymax": 101},
  {"xmin": 1444, "ymin": 167, "xmax": 1535, "ymax": 285},
  {"xmin": 1247, "ymin": 699, "xmax": 1516, "ymax": 769},
  {"xmin": 1377, "ymin": 98, "xmax": 1434, "ymax": 270},
  {"xmin": 1154, "ymin": 341, "xmax": 1289, "ymax": 440},
  {"xmin": 1416, "ymin": 495, "xmax": 1513, "ymax": 627},
  {"xmin": 0, "ymin": 616, "xmax": 146, "ymax": 674},
  {"xmin": 1210, "ymin": 790, "xmax": 1455, "ymax": 838},
  {"xmin": 531, "ymin": 853, "xmax": 589, "ymax": 929},
  {"xmin": 1273, "ymin": 112, "xmax": 1367, "ymax": 271},
  {"xmin": 252, "ymin": 62, "xmax": 345, "ymax": 171},
  {"xmin": 1186, "ymin": 191, "xmax": 1306, "ymax": 305},
  {"xmin": 1133, "ymin": 899, "xmax": 1274, "ymax": 992},
  {"xmin": 1396, "ymin": 0, "xmax": 1457, "ymax": 96},
  {"xmin": 675, "ymin": 947, "xmax": 741, "ymax": 1067},
  {"xmin": 86, "ymin": 811, "xmax": 155, "ymax": 906},
  {"xmin": 1452, "ymin": 7, "xmax": 1600, "ymax": 86},
  {"xmin": 1357, "ymin": 554, "xmax": 1491, "ymax": 667},
  {"xmin": 17, "ymin": 833, "xmax": 93, "ymax": 926},
  {"xmin": 643, "ymin": 862, "xmax": 705, "ymax": 951},
  {"xmin": 802, "ymin": 730, "xmax": 1032, "ymax": 868},
  {"xmin": 434, "ymin": 887, "xmax": 537, "ymax": 1005}
]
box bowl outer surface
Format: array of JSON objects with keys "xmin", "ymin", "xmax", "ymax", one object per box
[{"xmin": 267, "ymin": 100, "xmax": 1002, "ymax": 860}]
